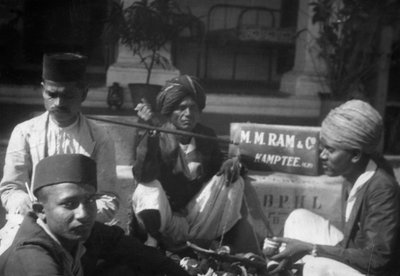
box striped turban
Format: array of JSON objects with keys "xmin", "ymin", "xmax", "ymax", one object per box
[
  {"xmin": 320, "ymin": 100, "xmax": 383, "ymax": 154},
  {"xmin": 156, "ymin": 75, "xmax": 206, "ymax": 115}
]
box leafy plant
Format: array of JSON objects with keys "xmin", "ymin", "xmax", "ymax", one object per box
[
  {"xmin": 310, "ymin": 0, "xmax": 399, "ymax": 99},
  {"xmin": 103, "ymin": 0, "xmax": 202, "ymax": 84}
]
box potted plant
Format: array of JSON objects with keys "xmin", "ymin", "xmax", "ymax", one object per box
[
  {"xmin": 103, "ymin": 0, "xmax": 202, "ymax": 108},
  {"xmin": 309, "ymin": 0, "xmax": 399, "ymax": 120}
]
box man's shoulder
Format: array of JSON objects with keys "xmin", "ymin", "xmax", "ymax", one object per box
[
  {"xmin": 12, "ymin": 112, "xmax": 47, "ymax": 132},
  {"xmin": 374, "ymin": 166, "xmax": 397, "ymax": 182},
  {"xmin": 1, "ymin": 213, "xmax": 61, "ymax": 271},
  {"xmin": 81, "ymin": 115, "xmax": 111, "ymax": 139},
  {"xmin": 89, "ymin": 222, "xmax": 124, "ymax": 239},
  {"xmin": 1, "ymin": 240, "xmax": 62, "ymax": 275},
  {"xmin": 369, "ymin": 167, "xmax": 400, "ymax": 193},
  {"xmin": 10, "ymin": 213, "xmax": 54, "ymax": 247},
  {"xmin": 84, "ymin": 222, "xmax": 124, "ymax": 250}
]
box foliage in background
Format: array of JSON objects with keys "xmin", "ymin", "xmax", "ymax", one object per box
[
  {"xmin": 103, "ymin": 0, "xmax": 202, "ymax": 84},
  {"xmin": 310, "ymin": 0, "xmax": 400, "ymax": 100}
]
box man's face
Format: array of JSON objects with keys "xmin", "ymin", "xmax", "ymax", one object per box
[
  {"xmin": 42, "ymin": 80, "xmax": 86, "ymax": 127},
  {"xmin": 319, "ymin": 136, "xmax": 356, "ymax": 177},
  {"xmin": 40, "ymin": 182, "xmax": 97, "ymax": 244},
  {"xmin": 170, "ymin": 96, "xmax": 200, "ymax": 131}
]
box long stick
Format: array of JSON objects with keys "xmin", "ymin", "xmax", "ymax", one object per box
[{"xmin": 87, "ymin": 116, "xmax": 239, "ymax": 145}]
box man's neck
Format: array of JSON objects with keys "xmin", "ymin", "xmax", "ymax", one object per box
[
  {"xmin": 50, "ymin": 115, "xmax": 79, "ymax": 128},
  {"xmin": 178, "ymin": 135, "xmax": 192, "ymax": 145},
  {"xmin": 36, "ymin": 217, "xmax": 78, "ymax": 255},
  {"xmin": 343, "ymin": 157, "xmax": 370, "ymax": 186}
]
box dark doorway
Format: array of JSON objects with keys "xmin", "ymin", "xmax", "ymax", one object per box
[
  {"xmin": 24, "ymin": 0, "xmax": 108, "ymax": 64},
  {"xmin": 384, "ymin": 38, "xmax": 400, "ymax": 154},
  {"xmin": 0, "ymin": 0, "xmax": 109, "ymax": 84}
]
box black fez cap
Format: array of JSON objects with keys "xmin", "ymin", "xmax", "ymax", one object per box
[
  {"xmin": 43, "ymin": 53, "xmax": 88, "ymax": 82},
  {"xmin": 33, "ymin": 154, "xmax": 97, "ymax": 195}
]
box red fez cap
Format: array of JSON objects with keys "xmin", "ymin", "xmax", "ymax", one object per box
[
  {"xmin": 43, "ymin": 53, "xmax": 88, "ymax": 82},
  {"xmin": 33, "ymin": 154, "xmax": 97, "ymax": 195}
]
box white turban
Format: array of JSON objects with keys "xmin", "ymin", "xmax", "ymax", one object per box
[{"xmin": 320, "ymin": 100, "xmax": 383, "ymax": 154}]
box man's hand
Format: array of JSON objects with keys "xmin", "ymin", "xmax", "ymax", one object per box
[
  {"xmin": 268, "ymin": 258, "xmax": 292, "ymax": 275},
  {"xmin": 135, "ymin": 99, "xmax": 154, "ymax": 124},
  {"xmin": 95, "ymin": 193, "xmax": 120, "ymax": 224},
  {"xmin": 216, "ymin": 156, "xmax": 244, "ymax": 186},
  {"xmin": 269, "ymin": 237, "xmax": 313, "ymax": 274},
  {"xmin": 135, "ymin": 99, "xmax": 164, "ymax": 127}
]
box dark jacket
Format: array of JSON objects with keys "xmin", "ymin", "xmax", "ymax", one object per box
[
  {"xmin": 316, "ymin": 167, "xmax": 400, "ymax": 275},
  {"xmin": 0, "ymin": 212, "xmax": 189, "ymax": 276},
  {"xmin": 133, "ymin": 123, "xmax": 223, "ymax": 211}
]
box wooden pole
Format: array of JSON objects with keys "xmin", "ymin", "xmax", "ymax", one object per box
[
  {"xmin": 87, "ymin": 116, "xmax": 238, "ymax": 145},
  {"xmin": 373, "ymin": 26, "xmax": 394, "ymax": 153}
]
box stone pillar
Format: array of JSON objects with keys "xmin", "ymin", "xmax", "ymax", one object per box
[
  {"xmin": 279, "ymin": 0, "xmax": 327, "ymax": 96},
  {"xmin": 373, "ymin": 26, "xmax": 394, "ymax": 116},
  {"xmin": 106, "ymin": 0, "xmax": 180, "ymax": 87}
]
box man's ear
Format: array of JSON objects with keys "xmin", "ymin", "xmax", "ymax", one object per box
[
  {"xmin": 32, "ymin": 202, "xmax": 45, "ymax": 217},
  {"xmin": 41, "ymin": 82, "xmax": 46, "ymax": 98},
  {"xmin": 351, "ymin": 149, "xmax": 362, "ymax": 163}
]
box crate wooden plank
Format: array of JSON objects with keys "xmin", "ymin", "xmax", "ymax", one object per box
[
  {"xmin": 229, "ymin": 123, "xmax": 320, "ymax": 176},
  {"xmin": 245, "ymin": 171, "xmax": 343, "ymax": 237}
]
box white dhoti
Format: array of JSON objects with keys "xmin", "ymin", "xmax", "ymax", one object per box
[
  {"xmin": 303, "ymin": 257, "xmax": 366, "ymax": 276},
  {"xmin": 132, "ymin": 175, "xmax": 244, "ymax": 243},
  {"xmin": 284, "ymin": 209, "xmax": 343, "ymax": 245},
  {"xmin": 284, "ymin": 209, "xmax": 364, "ymax": 276}
]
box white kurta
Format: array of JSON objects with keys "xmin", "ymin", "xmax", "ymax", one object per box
[{"xmin": 0, "ymin": 112, "xmax": 118, "ymax": 220}]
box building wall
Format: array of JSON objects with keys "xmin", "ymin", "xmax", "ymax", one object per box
[
  {"xmin": 174, "ymin": 0, "xmax": 292, "ymax": 83},
  {"xmin": 1, "ymin": 0, "xmax": 294, "ymax": 85}
]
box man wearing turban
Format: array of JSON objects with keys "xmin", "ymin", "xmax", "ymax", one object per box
[
  {"xmin": 268, "ymin": 100, "xmax": 400, "ymax": 275},
  {"xmin": 132, "ymin": 75, "xmax": 247, "ymax": 251}
]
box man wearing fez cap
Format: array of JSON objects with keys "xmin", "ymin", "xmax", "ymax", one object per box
[
  {"xmin": 268, "ymin": 100, "xmax": 400, "ymax": 276},
  {"xmin": 0, "ymin": 154, "xmax": 190, "ymax": 276},
  {"xmin": 0, "ymin": 53, "xmax": 119, "ymax": 253}
]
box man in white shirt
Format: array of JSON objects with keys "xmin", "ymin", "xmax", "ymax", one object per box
[{"xmin": 0, "ymin": 53, "xmax": 119, "ymax": 253}]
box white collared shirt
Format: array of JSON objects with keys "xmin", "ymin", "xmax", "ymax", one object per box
[
  {"xmin": 179, "ymin": 137, "xmax": 196, "ymax": 155},
  {"xmin": 179, "ymin": 138, "xmax": 203, "ymax": 180},
  {"xmin": 345, "ymin": 160, "xmax": 377, "ymax": 222},
  {"xmin": 47, "ymin": 116, "xmax": 90, "ymax": 156}
]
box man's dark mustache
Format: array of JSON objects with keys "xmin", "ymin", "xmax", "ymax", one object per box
[{"xmin": 50, "ymin": 107, "xmax": 70, "ymax": 113}]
